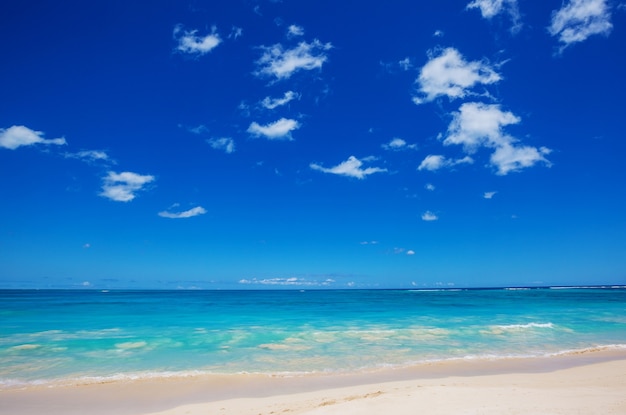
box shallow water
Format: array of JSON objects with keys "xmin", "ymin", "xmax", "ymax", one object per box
[{"xmin": 1, "ymin": 287, "xmax": 625, "ymax": 388}]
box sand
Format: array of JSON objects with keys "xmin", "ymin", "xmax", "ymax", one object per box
[{"xmin": 2, "ymin": 352, "xmax": 625, "ymax": 415}]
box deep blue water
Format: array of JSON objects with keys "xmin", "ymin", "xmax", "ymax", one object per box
[{"xmin": 1, "ymin": 287, "xmax": 625, "ymax": 388}]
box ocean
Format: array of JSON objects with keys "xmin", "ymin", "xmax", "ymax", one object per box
[{"xmin": 1, "ymin": 287, "xmax": 625, "ymax": 389}]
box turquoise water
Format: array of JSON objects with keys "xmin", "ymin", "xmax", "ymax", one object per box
[{"xmin": 1, "ymin": 288, "xmax": 625, "ymax": 388}]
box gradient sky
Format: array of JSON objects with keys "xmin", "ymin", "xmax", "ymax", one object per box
[{"xmin": 1, "ymin": 0, "xmax": 625, "ymax": 289}]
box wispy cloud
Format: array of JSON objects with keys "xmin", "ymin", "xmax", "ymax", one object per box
[
  {"xmin": 417, "ymin": 154, "xmax": 474, "ymax": 171},
  {"xmin": 382, "ymin": 137, "xmax": 417, "ymax": 151},
  {"xmin": 229, "ymin": 26, "xmax": 243, "ymax": 40},
  {"xmin": 64, "ymin": 150, "xmax": 113, "ymax": 164},
  {"xmin": 158, "ymin": 206, "xmax": 207, "ymax": 219},
  {"xmin": 180, "ymin": 124, "xmax": 210, "ymax": 135},
  {"xmin": 310, "ymin": 156, "xmax": 387, "ymax": 179},
  {"xmin": 100, "ymin": 171, "xmax": 155, "ymax": 202},
  {"xmin": 255, "ymin": 39, "xmax": 332, "ymax": 80},
  {"xmin": 483, "ymin": 191, "xmax": 497, "ymax": 199},
  {"xmin": 548, "ymin": 0, "xmax": 612, "ymax": 51},
  {"xmin": 260, "ymin": 90, "xmax": 300, "ymax": 109},
  {"xmin": 207, "ymin": 137, "xmax": 235, "ymax": 153},
  {"xmin": 239, "ymin": 277, "xmax": 335, "ymax": 287},
  {"xmin": 247, "ymin": 118, "xmax": 300, "ymax": 140},
  {"xmin": 421, "ymin": 211, "xmax": 439, "ymax": 221},
  {"xmin": 413, "ymin": 48, "xmax": 501, "ymax": 104},
  {"xmin": 443, "ymin": 102, "xmax": 551, "ymax": 175},
  {"xmin": 174, "ymin": 24, "xmax": 222, "ymax": 55},
  {"xmin": 467, "ymin": 0, "xmax": 522, "ymax": 33},
  {"xmin": 0, "ymin": 125, "xmax": 66, "ymax": 150},
  {"xmin": 287, "ymin": 24, "xmax": 305, "ymax": 37},
  {"xmin": 425, "ymin": 183, "xmax": 436, "ymax": 191}
]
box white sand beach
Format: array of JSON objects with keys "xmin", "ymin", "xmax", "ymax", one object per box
[{"xmin": 3, "ymin": 352, "xmax": 625, "ymax": 415}]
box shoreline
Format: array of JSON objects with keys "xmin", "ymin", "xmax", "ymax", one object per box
[{"xmin": 2, "ymin": 349, "xmax": 625, "ymax": 415}]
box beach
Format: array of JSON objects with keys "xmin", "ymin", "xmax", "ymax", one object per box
[
  {"xmin": 3, "ymin": 289, "xmax": 626, "ymax": 414},
  {"xmin": 3, "ymin": 351, "xmax": 625, "ymax": 415}
]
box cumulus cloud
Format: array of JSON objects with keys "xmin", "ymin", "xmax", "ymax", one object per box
[
  {"xmin": 158, "ymin": 206, "xmax": 207, "ymax": 219},
  {"xmin": 548, "ymin": 0, "xmax": 613, "ymax": 50},
  {"xmin": 174, "ymin": 25, "xmax": 221, "ymax": 55},
  {"xmin": 247, "ymin": 118, "xmax": 300, "ymax": 140},
  {"xmin": 484, "ymin": 191, "xmax": 497, "ymax": 199},
  {"xmin": 255, "ymin": 39, "xmax": 332, "ymax": 80},
  {"xmin": 261, "ymin": 90, "xmax": 300, "ymax": 109},
  {"xmin": 490, "ymin": 142, "xmax": 552, "ymax": 175},
  {"xmin": 382, "ymin": 137, "xmax": 417, "ymax": 151},
  {"xmin": 207, "ymin": 137, "xmax": 235, "ymax": 153},
  {"xmin": 310, "ymin": 156, "xmax": 387, "ymax": 179},
  {"xmin": 444, "ymin": 102, "xmax": 520, "ymax": 151},
  {"xmin": 467, "ymin": 0, "xmax": 522, "ymax": 32},
  {"xmin": 417, "ymin": 154, "xmax": 474, "ymax": 171},
  {"xmin": 0, "ymin": 125, "xmax": 66, "ymax": 150},
  {"xmin": 425, "ymin": 183, "xmax": 436, "ymax": 191},
  {"xmin": 413, "ymin": 48, "xmax": 501, "ymax": 104},
  {"xmin": 100, "ymin": 171, "xmax": 155, "ymax": 202},
  {"xmin": 422, "ymin": 211, "xmax": 439, "ymax": 221},
  {"xmin": 443, "ymin": 102, "xmax": 551, "ymax": 175}
]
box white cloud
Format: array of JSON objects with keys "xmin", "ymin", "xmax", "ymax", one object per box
[
  {"xmin": 398, "ymin": 57, "xmax": 412, "ymax": 70},
  {"xmin": 406, "ymin": 250, "xmax": 416, "ymax": 255},
  {"xmin": 483, "ymin": 191, "xmax": 497, "ymax": 199},
  {"xmin": 65, "ymin": 150, "xmax": 112, "ymax": 163},
  {"xmin": 229, "ymin": 26, "xmax": 243, "ymax": 40},
  {"xmin": 490, "ymin": 142, "xmax": 552, "ymax": 175},
  {"xmin": 207, "ymin": 137, "xmax": 235, "ymax": 153},
  {"xmin": 444, "ymin": 102, "xmax": 520, "ymax": 151},
  {"xmin": 179, "ymin": 124, "xmax": 210, "ymax": 135},
  {"xmin": 247, "ymin": 118, "xmax": 300, "ymax": 140},
  {"xmin": 382, "ymin": 137, "xmax": 417, "ymax": 151},
  {"xmin": 239, "ymin": 277, "xmax": 335, "ymax": 287},
  {"xmin": 467, "ymin": 0, "xmax": 521, "ymax": 32},
  {"xmin": 468, "ymin": 0, "xmax": 505, "ymax": 18},
  {"xmin": 310, "ymin": 156, "xmax": 387, "ymax": 179},
  {"xmin": 413, "ymin": 48, "xmax": 501, "ymax": 104},
  {"xmin": 174, "ymin": 25, "xmax": 221, "ymax": 55},
  {"xmin": 443, "ymin": 102, "xmax": 551, "ymax": 175},
  {"xmin": 261, "ymin": 90, "xmax": 300, "ymax": 109},
  {"xmin": 418, "ymin": 154, "xmax": 474, "ymax": 171},
  {"xmin": 158, "ymin": 206, "xmax": 207, "ymax": 219},
  {"xmin": 425, "ymin": 183, "xmax": 436, "ymax": 191},
  {"xmin": 255, "ymin": 39, "xmax": 332, "ymax": 80},
  {"xmin": 287, "ymin": 24, "xmax": 305, "ymax": 37},
  {"xmin": 418, "ymin": 155, "xmax": 446, "ymax": 171},
  {"xmin": 549, "ymin": 0, "xmax": 612, "ymax": 50},
  {"xmin": 0, "ymin": 125, "xmax": 66, "ymax": 150},
  {"xmin": 100, "ymin": 171, "xmax": 155, "ymax": 202},
  {"xmin": 433, "ymin": 30, "xmax": 445, "ymax": 37},
  {"xmin": 422, "ymin": 211, "xmax": 439, "ymax": 221}
]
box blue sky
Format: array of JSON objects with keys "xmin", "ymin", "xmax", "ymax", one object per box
[{"xmin": 1, "ymin": 0, "xmax": 625, "ymax": 289}]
